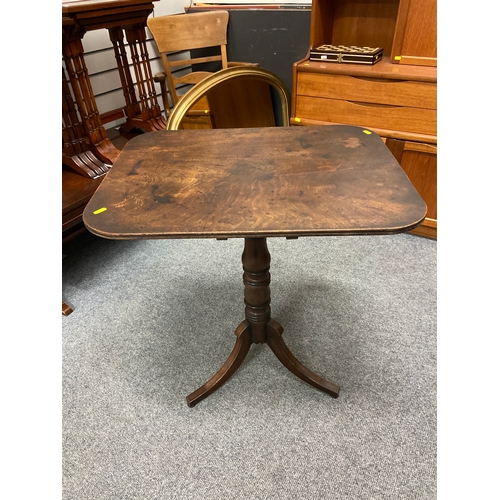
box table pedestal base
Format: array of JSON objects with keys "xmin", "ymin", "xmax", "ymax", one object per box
[{"xmin": 186, "ymin": 237, "xmax": 340, "ymax": 407}]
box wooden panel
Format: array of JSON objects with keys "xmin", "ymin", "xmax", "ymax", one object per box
[
  {"xmin": 310, "ymin": 0, "xmax": 335, "ymax": 48},
  {"xmin": 398, "ymin": 142, "xmax": 437, "ymax": 220},
  {"xmin": 384, "ymin": 137, "xmax": 437, "ymax": 238},
  {"xmin": 297, "ymin": 73, "xmax": 436, "ymax": 109},
  {"xmin": 147, "ymin": 11, "xmax": 229, "ymax": 53},
  {"xmin": 329, "ymin": 0, "xmax": 400, "ymax": 52},
  {"xmin": 410, "ymin": 218, "xmax": 436, "ymax": 238},
  {"xmin": 295, "ymin": 96, "xmax": 437, "ymax": 136},
  {"xmin": 391, "ymin": 0, "xmax": 437, "ymax": 65},
  {"xmin": 207, "ymin": 79, "xmax": 276, "ymax": 128}
]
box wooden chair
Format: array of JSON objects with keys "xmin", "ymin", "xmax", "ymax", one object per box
[
  {"xmin": 147, "ymin": 11, "xmax": 258, "ymax": 124},
  {"xmin": 166, "ymin": 66, "xmax": 290, "ymax": 131}
]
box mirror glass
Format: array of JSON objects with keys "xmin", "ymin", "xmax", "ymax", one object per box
[{"xmin": 176, "ymin": 76, "xmax": 287, "ymax": 130}]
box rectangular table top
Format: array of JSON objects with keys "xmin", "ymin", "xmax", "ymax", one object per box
[{"xmin": 83, "ymin": 125, "xmax": 427, "ymax": 239}]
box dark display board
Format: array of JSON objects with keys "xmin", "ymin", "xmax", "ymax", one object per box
[{"xmin": 189, "ymin": 7, "xmax": 311, "ymax": 96}]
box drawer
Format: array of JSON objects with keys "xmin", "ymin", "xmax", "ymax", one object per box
[
  {"xmin": 296, "ymin": 73, "xmax": 436, "ymax": 110},
  {"xmin": 295, "ymin": 96, "xmax": 436, "ymax": 136}
]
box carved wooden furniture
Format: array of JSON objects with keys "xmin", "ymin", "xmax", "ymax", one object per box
[
  {"xmin": 62, "ymin": 0, "xmax": 167, "ymax": 246},
  {"xmin": 62, "ymin": 0, "xmax": 166, "ymax": 180},
  {"xmin": 83, "ymin": 125, "xmax": 426, "ymax": 406},
  {"xmin": 291, "ymin": 0, "xmax": 437, "ymax": 238}
]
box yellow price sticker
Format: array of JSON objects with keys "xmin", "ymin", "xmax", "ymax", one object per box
[
  {"xmin": 362, "ymin": 130, "xmax": 372, "ymax": 135},
  {"xmin": 93, "ymin": 207, "xmax": 107, "ymax": 215}
]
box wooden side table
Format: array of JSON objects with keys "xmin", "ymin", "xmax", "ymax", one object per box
[{"xmin": 83, "ymin": 125, "xmax": 427, "ymax": 406}]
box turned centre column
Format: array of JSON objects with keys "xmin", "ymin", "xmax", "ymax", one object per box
[{"xmin": 242, "ymin": 238, "xmax": 272, "ymax": 344}]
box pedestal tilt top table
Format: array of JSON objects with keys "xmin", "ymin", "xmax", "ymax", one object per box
[{"xmin": 83, "ymin": 125, "xmax": 427, "ymax": 407}]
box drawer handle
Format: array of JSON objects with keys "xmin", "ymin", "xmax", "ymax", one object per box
[
  {"xmin": 403, "ymin": 141, "xmax": 437, "ymax": 154},
  {"xmin": 351, "ymin": 77, "xmax": 410, "ymax": 84},
  {"xmin": 347, "ymin": 100, "xmax": 402, "ymax": 109}
]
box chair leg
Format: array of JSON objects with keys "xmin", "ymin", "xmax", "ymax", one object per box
[{"xmin": 153, "ymin": 72, "xmax": 171, "ymax": 119}]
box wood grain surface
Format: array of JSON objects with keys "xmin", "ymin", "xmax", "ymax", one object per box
[{"xmin": 83, "ymin": 125, "xmax": 426, "ymax": 239}]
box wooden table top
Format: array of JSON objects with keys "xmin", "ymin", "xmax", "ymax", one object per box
[{"xmin": 83, "ymin": 125, "xmax": 427, "ymax": 239}]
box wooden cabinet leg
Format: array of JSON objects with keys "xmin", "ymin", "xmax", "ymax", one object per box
[{"xmin": 62, "ymin": 301, "xmax": 73, "ymax": 316}]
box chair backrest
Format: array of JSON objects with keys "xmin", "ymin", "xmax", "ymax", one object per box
[
  {"xmin": 166, "ymin": 66, "xmax": 290, "ymax": 131},
  {"xmin": 147, "ymin": 11, "xmax": 230, "ymax": 105}
]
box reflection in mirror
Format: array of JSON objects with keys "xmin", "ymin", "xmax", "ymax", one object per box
[{"xmin": 166, "ymin": 67, "xmax": 290, "ymax": 131}]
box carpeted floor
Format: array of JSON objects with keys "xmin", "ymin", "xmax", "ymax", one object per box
[{"xmin": 62, "ymin": 231, "xmax": 436, "ymax": 499}]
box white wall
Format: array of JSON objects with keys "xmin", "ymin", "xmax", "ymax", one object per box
[{"xmin": 153, "ymin": 0, "xmax": 192, "ymax": 16}]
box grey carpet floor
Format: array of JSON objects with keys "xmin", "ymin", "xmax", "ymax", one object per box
[{"xmin": 62, "ymin": 232, "xmax": 437, "ymax": 499}]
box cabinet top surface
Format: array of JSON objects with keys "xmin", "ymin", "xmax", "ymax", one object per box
[
  {"xmin": 83, "ymin": 125, "xmax": 426, "ymax": 239},
  {"xmin": 296, "ymin": 57, "xmax": 436, "ymax": 82},
  {"xmin": 62, "ymin": 0, "xmax": 156, "ymax": 14}
]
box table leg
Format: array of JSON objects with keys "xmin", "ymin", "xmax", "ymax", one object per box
[
  {"xmin": 266, "ymin": 318, "xmax": 340, "ymax": 397},
  {"xmin": 186, "ymin": 321, "xmax": 252, "ymax": 408},
  {"xmin": 186, "ymin": 237, "xmax": 340, "ymax": 407}
]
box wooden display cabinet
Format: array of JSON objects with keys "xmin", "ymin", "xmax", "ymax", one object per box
[{"xmin": 291, "ymin": 0, "xmax": 437, "ymax": 238}]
